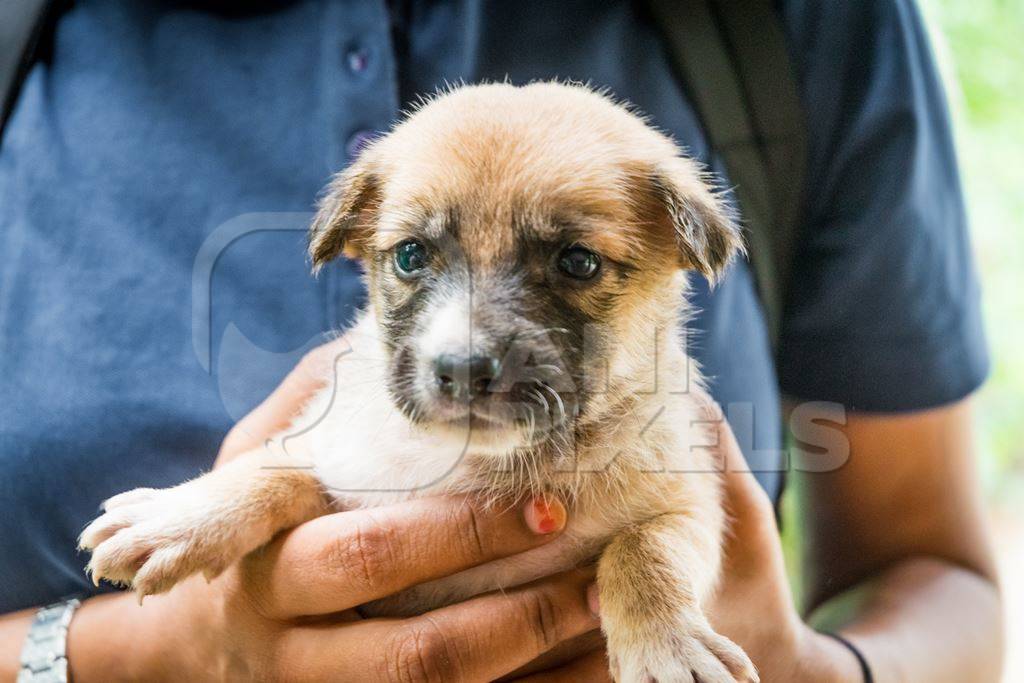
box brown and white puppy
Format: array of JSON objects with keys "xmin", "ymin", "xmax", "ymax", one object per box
[{"xmin": 81, "ymin": 82, "xmax": 755, "ymax": 682}]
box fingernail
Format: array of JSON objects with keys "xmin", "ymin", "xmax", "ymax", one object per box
[
  {"xmin": 586, "ymin": 583, "xmax": 600, "ymax": 617},
  {"xmin": 523, "ymin": 495, "xmax": 566, "ymax": 535}
]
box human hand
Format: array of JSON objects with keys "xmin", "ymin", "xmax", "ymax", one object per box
[
  {"xmin": 68, "ymin": 485, "xmax": 599, "ymax": 681},
  {"xmin": 69, "ymin": 461, "xmax": 841, "ymax": 683},
  {"xmin": 507, "ymin": 398, "xmax": 865, "ymax": 683},
  {"xmin": 694, "ymin": 401, "xmax": 863, "ymax": 683},
  {"xmin": 103, "ymin": 493, "xmax": 598, "ymax": 679},
  {"xmin": 66, "ymin": 340, "xmax": 599, "ymax": 682},
  {"xmin": 66, "ymin": 340, "xmax": 857, "ymax": 682}
]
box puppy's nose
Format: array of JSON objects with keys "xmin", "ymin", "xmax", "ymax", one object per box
[{"xmin": 433, "ymin": 353, "xmax": 501, "ymax": 402}]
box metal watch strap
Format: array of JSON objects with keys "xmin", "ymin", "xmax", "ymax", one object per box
[{"xmin": 17, "ymin": 598, "xmax": 81, "ymax": 683}]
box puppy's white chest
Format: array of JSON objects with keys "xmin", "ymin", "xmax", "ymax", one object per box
[{"xmin": 288, "ymin": 316, "xmax": 705, "ymax": 617}]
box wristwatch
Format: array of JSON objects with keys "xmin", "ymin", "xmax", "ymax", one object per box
[{"xmin": 17, "ymin": 598, "xmax": 81, "ymax": 683}]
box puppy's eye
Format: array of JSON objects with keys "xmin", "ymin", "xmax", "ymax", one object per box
[
  {"xmin": 394, "ymin": 240, "xmax": 429, "ymax": 277},
  {"xmin": 557, "ymin": 245, "xmax": 602, "ymax": 280}
]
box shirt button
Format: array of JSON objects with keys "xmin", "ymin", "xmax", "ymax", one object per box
[
  {"xmin": 346, "ymin": 47, "xmax": 370, "ymax": 74},
  {"xmin": 346, "ymin": 130, "xmax": 376, "ymax": 159}
]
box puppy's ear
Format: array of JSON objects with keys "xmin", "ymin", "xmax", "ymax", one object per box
[
  {"xmin": 646, "ymin": 157, "xmax": 744, "ymax": 285},
  {"xmin": 308, "ymin": 157, "xmax": 381, "ymax": 272}
]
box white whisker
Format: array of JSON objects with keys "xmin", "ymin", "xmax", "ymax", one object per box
[{"xmin": 539, "ymin": 382, "xmax": 566, "ymax": 426}]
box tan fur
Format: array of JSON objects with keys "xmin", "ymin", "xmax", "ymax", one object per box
[
  {"xmin": 82, "ymin": 82, "xmax": 756, "ymax": 682},
  {"xmin": 81, "ymin": 452, "xmax": 328, "ymax": 599}
]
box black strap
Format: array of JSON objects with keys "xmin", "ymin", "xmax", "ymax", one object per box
[
  {"xmin": 823, "ymin": 632, "xmax": 875, "ymax": 683},
  {"xmin": 0, "ymin": 0, "xmax": 58, "ymax": 139},
  {"xmin": 645, "ymin": 0, "xmax": 807, "ymax": 351}
]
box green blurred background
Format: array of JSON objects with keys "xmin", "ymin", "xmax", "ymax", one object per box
[
  {"xmin": 781, "ymin": 1, "xmax": 1023, "ymax": 679},
  {"xmin": 924, "ymin": 1, "xmax": 1024, "ymax": 678},
  {"xmin": 924, "ymin": 0, "xmax": 1024, "ymax": 506}
]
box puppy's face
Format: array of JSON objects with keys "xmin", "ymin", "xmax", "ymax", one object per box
[{"xmin": 309, "ymin": 83, "xmax": 740, "ymax": 453}]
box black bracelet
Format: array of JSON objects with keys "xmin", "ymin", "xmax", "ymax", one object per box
[{"xmin": 822, "ymin": 632, "xmax": 874, "ymax": 683}]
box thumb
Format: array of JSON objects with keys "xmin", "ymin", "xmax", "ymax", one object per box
[{"xmin": 694, "ymin": 392, "xmax": 779, "ymax": 544}]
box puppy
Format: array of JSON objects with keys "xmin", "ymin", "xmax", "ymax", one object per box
[{"xmin": 81, "ymin": 82, "xmax": 756, "ymax": 682}]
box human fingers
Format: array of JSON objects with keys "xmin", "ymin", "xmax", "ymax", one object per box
[
  {"xmin": 243, "ymin": 494, "xmax": 567, "ymax": 618},
  {"xmin": 694, "ymin": 392, "xmax": 776, "ymax": 523},
  {"xmin": 279, "ymin": 569, "xmax": 598, "ymax": 682},
  {"xmin": 512, "ymin": 649, "xmax": 611, "ymax": 683}
]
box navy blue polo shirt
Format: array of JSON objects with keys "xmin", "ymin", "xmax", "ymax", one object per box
[{"xmin": 0, "ymin": 0, "xmax": 988, "ymax": 613}]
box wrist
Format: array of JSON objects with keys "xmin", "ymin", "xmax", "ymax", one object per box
[
  {"xmin": 0, "ymin": 608, "xmax": 34, "ymax": 682},
  {"xmin": 66, "ymin": 592, "xmax": 182, "ymax": 683},
  {"xmin": 794, "ymin": 627, "xmax": 867, "ymax": 683}
]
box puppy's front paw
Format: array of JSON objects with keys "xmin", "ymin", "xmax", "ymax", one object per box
[
  {"xmin": 79, "ymin": 482, "xmax": 247, "ymax": 599},
  {"xmin": 607, "ymin": 612, "xmax": 757, "ymax": 683}
]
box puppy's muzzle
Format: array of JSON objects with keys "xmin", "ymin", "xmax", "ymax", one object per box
[{"xmin": 432, "ymin": 353, "xmax": 502, "ymax": 403}]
